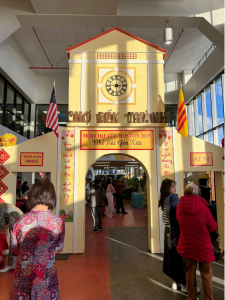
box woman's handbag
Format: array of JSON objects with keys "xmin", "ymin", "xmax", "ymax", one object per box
[{"xmin": 212, "ymin": 234, "xmax": 223, "ymax": 261}]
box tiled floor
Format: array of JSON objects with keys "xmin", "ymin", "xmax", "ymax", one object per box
[{"xmin": 0, "ymin": 200, "xmax": 147, "ymax": 299}]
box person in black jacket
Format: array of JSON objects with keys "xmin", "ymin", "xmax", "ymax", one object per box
[{"xmin": 199, "ymin": 178, "xmax": 211, "ymax": 204}]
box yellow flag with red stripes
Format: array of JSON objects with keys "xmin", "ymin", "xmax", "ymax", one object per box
[{"xmin": 177, "ymin": 87, "xmax": 188, "ymax": 138}]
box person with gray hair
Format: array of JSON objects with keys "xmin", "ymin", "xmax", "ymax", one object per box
[
  {"xmin": 0, "ymin": 203, "xmax": 23, "ymax": 272},
  {"xmin": 176, "ymin": 183, "xmax": 217, "ymax": 300}
]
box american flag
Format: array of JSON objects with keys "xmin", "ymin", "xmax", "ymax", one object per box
[
  {"xmin": 45, "ymin": 85, "xmax": 59, "ymax": 138},
  {"xmin": 39, "ymin": 173, "xmax": 46, "ymax": 179}
]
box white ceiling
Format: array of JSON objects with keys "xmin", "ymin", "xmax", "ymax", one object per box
[{"xmin": 12, "ymin": 26, "xmax": 212, "ymax": 75}]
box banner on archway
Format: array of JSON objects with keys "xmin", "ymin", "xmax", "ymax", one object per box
[
  {"xmin": 158, "ymin": 128, "xmax": 175, "ymax": 181},
  {"xmin": 59, "ymin": 128, "xmax": 75, "ymax": 222}
]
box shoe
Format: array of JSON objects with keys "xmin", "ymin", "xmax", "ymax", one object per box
[
  {"xmin": 0, "ymin": 265, "xmax": 14, "ymax": 272},
  {"xmin": 181, "ymin": 285, "xmax": 200, "ymax": 294},
  {"xmin": 172, "ymin": 282, "xmax": 180, "ymax": 290},
  {"xmin": 122, "ymin": 211, "xmax": 128, "ymax": 214},
  {"xmin": 98, "ymin": 227, "xmax": 103, "ymax": 231},
  {"xmin": 92, "ymin": 229, "xmax": 98, "ymax": 233},
  {"xmin": 116, "ymin": 211, "xmax": 122, "ymax": 213}
]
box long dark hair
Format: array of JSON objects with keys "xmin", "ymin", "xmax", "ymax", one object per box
[
  {"xmin": 158, "ymin": 179, "xmax": 175, "ymax": 210},
  {"xmin": 21, "ymin": 181, "xmax": 29, "ymax": 194}
]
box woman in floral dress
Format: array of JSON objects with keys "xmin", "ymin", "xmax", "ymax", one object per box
[{"xmin": 10, "ymin": 179, "xmax": 65, "ymax": 300}]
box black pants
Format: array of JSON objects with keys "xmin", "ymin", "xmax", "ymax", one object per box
[
  {"xmin": 91, "ymin": 207, "xmax": 102, "ymax": 229},
  {"xmin": 116, "ymin": 194, "xmax": 125, "ymax": 213}
]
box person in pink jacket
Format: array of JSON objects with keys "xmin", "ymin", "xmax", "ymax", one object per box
[{"xmin": 176, "ymin": 183, "xmax": 217, "ymax": 300}]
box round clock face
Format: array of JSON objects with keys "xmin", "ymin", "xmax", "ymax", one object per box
[
  {"xmin": 106, "ymin": 75, "xmax": 127, "ymax": 96},
  {"xmin": 100, "ymin": 70, "xmax": 133, "ymax": 103}
]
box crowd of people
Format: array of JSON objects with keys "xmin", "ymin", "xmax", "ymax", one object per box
[
  {"xmin": 0, "ymin": 175, "xmax": 220, "ymax": 299},
  {"xmin": 159, "ymin": 178, "xmax": 219, "ymax": 300},
  {"xmin": 86, "ymin": 175, "xmax": 128, "ymax": 233}
]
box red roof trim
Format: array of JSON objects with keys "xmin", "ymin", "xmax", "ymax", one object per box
[{"xmin": 66, "ymin": 27, "xmax": 167, "ymax": 59}]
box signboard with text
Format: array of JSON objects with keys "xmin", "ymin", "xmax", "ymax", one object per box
[
  {"xmin": 190, "ymin": 152, "xmax": 213, "ymax": 166},
  {"xmin": 20, "ymin": 152, "xmax": 44, "ymax": 166},
  {"xmin": 80, "ymin": 130, "xmax": 154, "ymax": 150}
]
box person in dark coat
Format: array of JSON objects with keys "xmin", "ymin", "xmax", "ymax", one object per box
[
  {"xmin": 176, "ymin": 183, "xmax": 217, "ymax": 300},
  {"xmin": 159, "ymin": 179, "xmax": 198, "ymax": 293},
  {"xmin": 199, "ymin": 178, "xmax": 211, "ymax": 204}
]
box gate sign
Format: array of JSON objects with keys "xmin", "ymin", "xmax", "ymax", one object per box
[
  {"xmin": 20, "ymin": 152, "xmax": 44, "ymax": 166},
  {"xmin": 190, "ymin": 152, "xmax": 213, "ymax": 166},
  {"xmin": 80, "ymin": 130, "xmax": 154, "ymax": 150}
]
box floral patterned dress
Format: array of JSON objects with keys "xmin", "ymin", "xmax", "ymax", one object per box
[{"xmin": 10, "ymin": 210, "xmax": 65, "ymax": 300}]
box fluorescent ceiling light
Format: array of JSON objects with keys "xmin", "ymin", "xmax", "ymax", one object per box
[{"xmin": 59, "ymin": 122, "xmax": 67, "ymax": 124}]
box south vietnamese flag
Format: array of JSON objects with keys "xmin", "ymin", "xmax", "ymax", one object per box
[{"xmin": 177, "ymin": 87, "xmax": 188, "ymax": 138}]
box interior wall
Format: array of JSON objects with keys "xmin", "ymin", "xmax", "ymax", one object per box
[
  {"xmin": 164, "ymin": 73, "xmax": 181, "ymax": 104},
  {"xmin": 35, "ymin": 73, "xmax": 69, "ymax": 104},
  {"xmin": 0, "ymin": 36, "xmax": 36, "ymax": 102}
]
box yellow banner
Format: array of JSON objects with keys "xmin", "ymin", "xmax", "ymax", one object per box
[
  {"xmin": 190, "ymin": 152, "xmax": 213, "ymax": 166},
  {"xmin": 20, "ymin": 152, "xmax": 43, "ymax": 166},
  {"xmin": 159, "ymin": 128, "xmax": 175, "ymax": 181},
  {"xmin": 59, "ymin": 128, "xmax": 75, "ymax": 222},
  {"xmin": 80, "ymin": 130, "xmax": 154, "ymax": 150}
]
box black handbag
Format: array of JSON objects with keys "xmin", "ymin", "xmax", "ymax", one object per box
[{"xmin": 212, "ymin": 234, "xmax": 223, "ymax": 261}]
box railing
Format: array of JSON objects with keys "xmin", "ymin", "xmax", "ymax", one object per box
[{"xmin": 192, "ymin": 44, "xmax": 216, "ymax": 75}]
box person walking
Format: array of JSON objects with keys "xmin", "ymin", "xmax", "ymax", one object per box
[
  {"xmin": 89, "ymin": 179, "xmax": 106, "ymax": 233},
  {"xmin": 10, "ymin": 179, "xmax": 65, "ymax": 300},
  {"xmin": 159, "ymin": 179, "xmax": 188, "ymax": 292},
  {"xmin": 114, "ymin": 176, "xmax": 127, "ymax": 214},
  {"xmin": 176, "ymin": 183, "xmax": 217, "ymax": 300},
  {"xmin": 0, "ymin": 203, "xmax": 23, "ymax": 272},
  {"xmin": 21, "ymin": 181, "xmax": 29, "ymax": 197},
  {"xmin": 105, "ymin": 178, "xmax": 115, "ymax": 217}
]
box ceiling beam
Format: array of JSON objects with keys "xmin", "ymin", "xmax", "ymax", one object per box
[
  {"xmin": 17, "ymin": 15, "xmax": 202, "ymax": 28},
  {"xmin": 30, "ymin": 0, "xmax": 117, "ymax": 15}
]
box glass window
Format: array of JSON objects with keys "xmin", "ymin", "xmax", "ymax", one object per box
[
  {"xmin": 0, "ymin": 77, "xmax": 4, "ymax": 105},
  {"xmin": 6, "ymin": 111, "xmax": 15, "ymax": 130},
  {"xmin": 208, "ymin": 131, "xmax": 214, "ymax": 144},
  {"xmin": 24, "ymin": 101, "xmax": 30, "ymax": 123},
  {"xmin": 165, "ymin": 105, "xmax": 177, "ymax": 127},
  {"xmin": 15, "ymin": 118, "xmax": 23, "ymax": 135},
  {"xmin": 215, "ymin": 79, "xmax": 224, "ymax": 125},
  {"xmin": 6, "ymin": 86, "xmax": 15, "ymax": 112},
  {"xmin": 23, "ymin": 123, "xmax": 30, "ymax": 139},
  {"xmin": 16, "ymin": 94, "xmax": 23, "ymax": 119},
  {"xmin": 218, "ymin": 127, "xmax": 224, "ymax": 147},
  {"xmin": 198, "ymin": 97, "xmax": 203, "ymax": 135},
  {"xmin": 0, "ymin": 105, "xmax": 4, "ymax": 125},
  {"xmin": 190, "ymin": 102, "xmax": 195, "ymax": 136},
  {"xmin": 205, "ymin": 89, "xmax": 213, "ymax": 130},
  {"xmin": 199, "ymin": 135, "xmax": 204, "ymax": 140}
]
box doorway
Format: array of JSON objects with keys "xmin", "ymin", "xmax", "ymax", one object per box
[{"xmin": 85, "ymin": 154, "xmax": 150, "ymax": 252}]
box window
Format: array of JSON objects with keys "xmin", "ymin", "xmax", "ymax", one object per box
[
  {"xmin": 0, "ymin": 73, "xmax": 31, "ymax": 139},
  {"xmin": 6, "ymin": 86, "xmax": 15, "ymax": 112},
  {"xmin": 191, "ymin": 102, "xmax": 195, "ymax": 136},
  {"xmin": 205, "ymin": 89, "xmax": 213, "ymax": 130},
  {"xmin": 165, "ymin": 105, "xmax": 177, "ymax": 127},
  {"xmin": 218, "ymin": 127, "xmax": 224, "ymax": 146},
  {"xmin": 198, "ymin": 97, "xmax": 203, "ymax": 135},
  {"xmin": 0, "ymin": 106, "xmax": 4, "ymax": 125},
  {"xmin": 207, "ymin": 131, "xmax": 214, "ymax": 144},
  {"xmin": 215, "ymin": 79, "xmax": 224, "ymax": 125},
  {"xmin": 16, "ymin": 94, "xmax": 23, "ymax": 119},
  {"xmin": 24, "ymin": 101, "xmax": 30, "ymax": 123},
  {"xmin": 35, "ymin": 104, "xmax": 68, "ymax": 137},
  {"xmin": 0, "ymin": 77, "xmax": 4, "ymax": 104}
]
